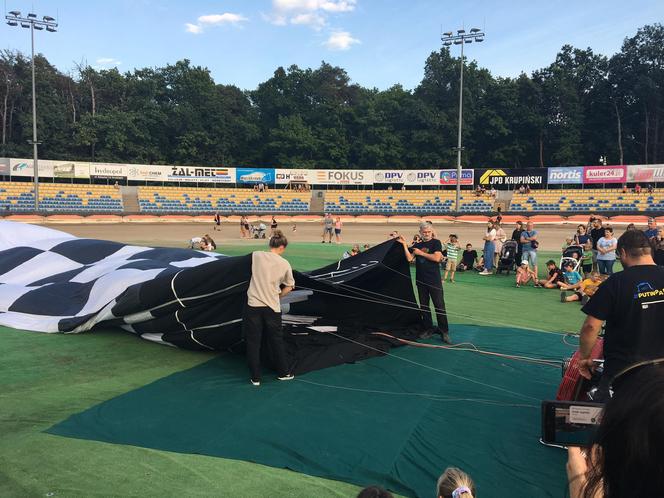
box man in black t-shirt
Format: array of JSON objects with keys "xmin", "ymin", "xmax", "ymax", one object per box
[
  {"xmin": 589, "ymin": 217, "xmax": 605, "ymax": 271},
  {"xmin": 398, "ymin": 222, "xmax": 450, "ymax": 344},
  {"xmin": 577, "ymin": 230, "xmax": 664, "ymax": 394},
  {"xmin": 459, "ymin": 243, "xmax": 478, "ymax": 271},
  {"xmin": 511, "ymin": 221, "xmax": 524, "ymax": 264}
]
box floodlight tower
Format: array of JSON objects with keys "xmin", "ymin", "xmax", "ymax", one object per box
[
  {"xmin": 5, "ymin": 10, "xmax": 58, "ymax": 212},
  {"xmin": 441, "ymin": 27, "xmax": 485, "ymax": 213}
]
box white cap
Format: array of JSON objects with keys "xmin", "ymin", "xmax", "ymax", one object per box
[{"xmin": 521, "ymin": 260, "xmax": 529, "ymax": 266}]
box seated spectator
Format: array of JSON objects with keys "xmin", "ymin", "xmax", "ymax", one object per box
[
  {"xmin": 566, "ymin": 364, "xmax": 664, "ymax": 498},
  {"xmin": 559, "ymin": 261, "xmax": 583, "ymax": 302},
  {"xmin": 458, "ymin": 243, "xmax": 478, "ymax": 271},
  {"xmin": 189, "ymin": 236, "xmax": 203, "ymax": 249},
  {"xmin": 525, "ymin": 184, "xmax": 531, "ymax": 194},
  {"xmin": 541, "ymin": 260, "xmax": 564, "ymax": 289},
  {"xmin": 579, "ymin": 271, "xmax": 603, "ymax": 304},
  {"xmin": 343, "ymin": 244, "xmax": 361, "ymax": 259},
  {"xmin": 437, "ymin": 467, "xmax": 476, "ymax": 498},
  {"xmin": 634, "ymin": 183, "xmax": 642, "ymax": 194},
  {"xmin": 203, "ymin": 234, "xmax": 216, "ymax": 251},
  {"xmin": 357, "ymin": 486, "xmax": 393, "ymax": 498},
  {"xmin": 621, "ymin": 184, "xmax": 628, "ymax": 193},
  {"xmin": 515, "ymin": 260, "xmax": 538, "ymax": 288},
  {"xmin": 489, "ymin": 186, "xmax": 497, "ymax": 198},
  {"xmin": 647, "ymin": 183, "xmax": 654, "ymax": 194},
  {"xmin": 518, "ymin": 184, "xmax": 525, "ymax": 194},
  {"xmin": 363, "ymin": 244, "xmax": 371, "ymax": 251}
]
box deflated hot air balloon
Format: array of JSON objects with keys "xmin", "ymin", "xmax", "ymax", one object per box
[{"xmin": 0, "ymin": 221, "xmax": 423, "ymax": 373}]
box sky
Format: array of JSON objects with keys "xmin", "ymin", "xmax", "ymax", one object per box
[{"xmin": 3, "ymin": 0, "xmax": 663, "ymax": 91}]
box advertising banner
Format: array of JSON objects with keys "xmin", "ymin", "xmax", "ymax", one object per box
[
  {"xmin": 90, "ymin": 163, "xmax": 127, "ymax": 181},
  {"xmin": 168, "ymin": 166, "xmax": 235, "ymax": 183},
  {"xmin": 0, "ymin": 158, "xmax": 9, "ymax": 175},
  {"xmin": 235, "ymin": 168, "xmax": 275, "ymax": 184},
  {"xmin": 583, "ymin": 166, "xmax": 626, "ymax": 184},
  {"xmin": 548, "ymin": 166, "xmax": 584, "ymax": 184},
  {"xmin": 126, "ymin": 164, "xmax": 168, "ymax": 182},
  {"xmin": 476, "ymin": 168, "xmax": 546, "ymax": 188},
  {"xmin": 9, "ymin": 158, "xmax": 55, "ymax": 178},
  {"xmin": 439, "ymin": 169, "xmax": 474, "ymax": 186},
  {"xmin": 626, "ymin": 164, "xmax": 664, "ymax": 184},
  {"xmin": 53, "ymin": 163, "xmax": 76, "ymax": 178},
  {"xmin": 403, "ymin": 169, "xmax": 440, "ymax": 186},
  {"xmin": 372, "ymin": 170, "xmax": 408, "ymax": 184},
  {"xmin": 314, "ymin": 169, "xmax": 373, "ymax": 185},
  {"xmin": 275, "ymin": 169, "xmax": 313, "ymax": 185}
]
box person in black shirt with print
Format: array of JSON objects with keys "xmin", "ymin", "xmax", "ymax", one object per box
[
  {"xmin": 511, "ymin": 221, "xmax": 524, "ymax": 265},
  {"xmin": 577, "ymin": 230, "xmax": 664, "ymax": 397},
  {"xmin": 589, "ymin": 217, "xmax": 605, "ymax": 271},
  {"xmin": 398, "ymin": 222, "xmax": 451, "ymax": 344}
]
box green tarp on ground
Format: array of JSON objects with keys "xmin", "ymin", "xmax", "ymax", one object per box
[{"xmin": 48, "ymin": 325, "xmax": 570, "ymax": 497}]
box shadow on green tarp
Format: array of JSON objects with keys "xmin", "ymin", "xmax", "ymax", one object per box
[{"xmin": 47, "ymin": 325, "xmax": 570, "ymax": 498}]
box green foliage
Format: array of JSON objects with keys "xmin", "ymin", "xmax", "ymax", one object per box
[{"xmin": 1, "ymin": 23, "xmax": 663, "ymax": 167}]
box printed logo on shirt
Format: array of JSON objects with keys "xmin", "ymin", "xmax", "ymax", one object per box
[{"xmin": 634, "ymin": 282, "xmax": 664, "ymax": 299}]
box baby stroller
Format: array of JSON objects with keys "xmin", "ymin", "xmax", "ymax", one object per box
[
  {"xmin": 496, "ymin": 240, "xmax": 518, "ymax": 274},
  {"xmin": 560, "ymin": 245, "xmax": 583, "ymax": 273},
  {"xmin": 252, "ymin": 223, "xmax": 267, "ymax": 239}
]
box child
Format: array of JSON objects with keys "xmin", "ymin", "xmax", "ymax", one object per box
[
  {"xmin": 540, "ymin": 260, "xmax": 564, "ymax": 289},
  {"xmin": 581, "ymin": 240, "xmax": 593, "ymax": 276},
  {"xmin": 516, "ymin": 260, "xmax": 538, "ymax": 287},
  {"xmin": 559, "ymin": 261, "xmax": 584, "ymax": 302},
  {"xmin": 577, "ymin": 271, "xmax": 603, "ymax": 304},
  {"xmin": 443, "ymin": 234, "xmax": 461, "ymax": 283},
  {"xmin": 562, "ymin": 237, "xmax": 573, "ymax": 251}
]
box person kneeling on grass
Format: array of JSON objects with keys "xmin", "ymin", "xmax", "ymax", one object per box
[
  {"xmin": 243, "ymin": 230, "xmax": 295, "ymax": 387},
  {"xmin": 541, "ymin": 260, "xmax": 564, "ymax": 289},
  {"xmin": 559, "ymin": 261, "xmax": 584, "ymax": 303},
  {"xmin": 515, "ymin": 260, "xmax": 538, "ymax": 287}
]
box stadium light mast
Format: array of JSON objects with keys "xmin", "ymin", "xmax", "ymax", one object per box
[
  {"xmin": 441, "ymin": 27, "xmax": 485, "ymax": 213},
  {"xmin": 5, "ymin": 10, "xmax": 58, "ymax": 212}
]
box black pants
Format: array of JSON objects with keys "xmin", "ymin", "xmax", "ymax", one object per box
[
  {"xmin": 417, "ymin": 283, "xmax": 449, "ymax": 333},
  {"xmin": 243, "ymin": 305, "xmax": 289, "ymax": 381}
]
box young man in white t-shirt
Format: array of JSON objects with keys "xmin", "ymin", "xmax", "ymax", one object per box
[{"xmin": 244, "ymin": 230, "xmax": 296, "ymax": 386}]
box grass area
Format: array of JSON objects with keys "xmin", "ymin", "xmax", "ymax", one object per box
[{"xmin": 0, "ymin": 242, "xmax": 590, "ymax": 497}]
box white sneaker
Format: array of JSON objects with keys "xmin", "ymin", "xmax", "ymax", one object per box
[
  {"xmin": 479, "ymin": 270, "xmax": 491, "ymax": 275},
  {"xmin": 250, "ymin": 379, "xmax": 260, "ymax": 386},
  {"xmin": 277, "ymin": 374, "xmax": 295, "ymax": 381}
]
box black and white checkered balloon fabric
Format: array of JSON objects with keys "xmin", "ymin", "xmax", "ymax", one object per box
[{"xmin": 0, "ymin": 221, "xmax": 250, "ymax": 350}]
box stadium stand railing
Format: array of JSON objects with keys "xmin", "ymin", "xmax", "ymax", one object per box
[
  {"xmin": 0, "ymin": 182, "xmax": 124, "ymax": 213},
  {"xmin": 510, "ymin": 188, "xmax": 664, "ymax": 213},
  {"xmin": 323, "ymin": 190, "xmax": 494, "ymax": 214},
  {"xmin": 137, "ymin": 186, "xmax": 310, "ymax": 213}
]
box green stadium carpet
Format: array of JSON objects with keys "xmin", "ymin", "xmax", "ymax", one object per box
[
  {"xmin": 48, "ymin": 324, "xmax": 569, "ymax": 498},
  {"xmin": 1, "ymin": 244, "xmax": 591, "ymax": 497}
]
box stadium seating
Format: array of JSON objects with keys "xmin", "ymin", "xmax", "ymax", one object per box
[
  {"xmin": 137, "ymin": 186, "xmax": 310, "ymax": 213},
  {"xmin": 323, "ymin": 190, "xmax": 493, "ymax": 213},
  {"xmin": 0, "ymin": 182, "xmax": 123, "ymax": 212},
  {"xmin": 510, "ymin": 188, "xmax": 664, "ymax": 212}
]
